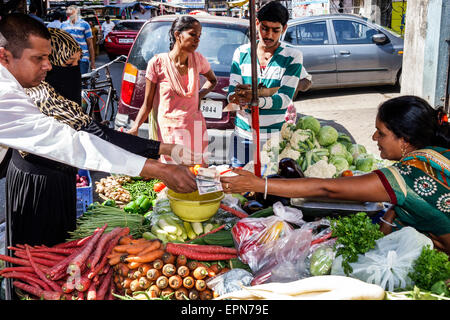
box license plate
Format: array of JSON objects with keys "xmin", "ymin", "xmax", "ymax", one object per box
[
  {"xmin": 118, "ymin": 38, "xmax": 134, "ymax": 44},
  {"xmin": 200, "ymin": 99, "xmax": 223, "ymax": 119}
]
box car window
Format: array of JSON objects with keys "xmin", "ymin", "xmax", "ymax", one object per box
[
  {"xmin": 114, "ymin": 21, "xmax": 145, "ymax": 31},
  {"xmin": 284, "ymin": 21, "xmax": 328, "ymax": 45},
  {"xmin": 332, "ymin": 20, "xmax": 379, "ymax": 45},
  {"xmin": 128, "ymin": 21, "xmax": 249, "ymax": 76}
]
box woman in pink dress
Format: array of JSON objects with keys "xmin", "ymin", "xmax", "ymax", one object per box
[{"xmin": 128, "ymin": 16, "xmax": 217, "ymax": 165}]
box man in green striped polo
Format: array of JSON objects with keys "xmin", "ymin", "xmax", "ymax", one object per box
[{"xmin": 227, "ymin": 1, "xmax": 303, "ymax": 169}]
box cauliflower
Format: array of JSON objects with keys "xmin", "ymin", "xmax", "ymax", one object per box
[
  {"xmin": 290, "ymin": 129, "xmax": 313, "ymax": 149},
  {"xmin": 304, "ymin": 159, "xmax": 337, "ymax": 178},
  {"xmin": 279, "ymin": 144, "xmax": 301, "ymax": 161},
  {"xmin": 281, "ymin": 122, "xmax": 295, "ymax": 140}
]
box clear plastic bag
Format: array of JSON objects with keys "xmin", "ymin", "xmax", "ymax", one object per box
[
  {"xmin": 231, "ymin": 201, "xmax": 305, "ymax": 269},
  {"xmin": 206, "ymin": 268, "xmax": 254, "ymax": 296},
  {"xmin": 330, "ymin": 226, "xmax": 434, "ymax": 291}
]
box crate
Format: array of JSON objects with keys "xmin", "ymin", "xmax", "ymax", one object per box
[{"xmin": 76, "ymin": 169, "xmax": 93, "ymax": 218}]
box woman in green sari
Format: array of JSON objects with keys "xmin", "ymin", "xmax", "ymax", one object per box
[{"xmin": 221, "ymin": 95, "xmax": 450, "ymax": 254}]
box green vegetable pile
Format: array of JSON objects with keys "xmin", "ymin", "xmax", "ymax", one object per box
[
  {"xmin": 330, "ymin": 212, "xmax": 384, "ymax": 276},
  {"xmin": 408, "ymin": 245, "xmax": 450, "ymax": 296},
  {"xmin": 122, "ymin": 178, "xmax": 160, "ymax": 201},
  {"xmin": 263, "ymin": 115, "xmax": 381, "ymax": 177},
  {"xmin": 67, "ymin": 203, "xmax": 149, "ymax": 241}
]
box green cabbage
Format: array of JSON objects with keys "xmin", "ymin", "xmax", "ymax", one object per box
[
  {"xmin": 344, "ymin": 150, "xmax": 354, "ymax": 166},
  {"xmin": 330, "ymin": 155, "xmax": 350, "ymax": 173},
  {"xmin": 355, "ymin": 154, "xmax": 375, "ymax": 172},
  {"xmin": 296, "ymin": 115, "xmax": 321, "ymax": 135},
  {"xmin": 318, "ymin": 126, "xmax": 338, "ymax": 147}
]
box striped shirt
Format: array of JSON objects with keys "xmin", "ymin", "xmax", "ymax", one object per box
[
  {"xmin": 228, "ymin": 41, "xmax": 303, "ymax": 140},
  {"xmin": 61, "ymin": 19, "xmax": 93, "ymax": 62}
]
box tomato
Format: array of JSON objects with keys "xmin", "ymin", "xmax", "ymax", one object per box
[
  {"xmin": 189, "ymin": 164, "xmax": 201, "ymax": 175},
  {"xmin": 153, "ymin": 182, "xmax": 166, "ymax": 192},
  {"xmin": 341, "ymin": 170, "xmax": 354, "ymax": 177}
]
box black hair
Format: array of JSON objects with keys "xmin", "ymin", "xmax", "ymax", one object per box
[
  {"xmin": 105, "ymin": 16, "xmax": 110, "ymax": 21},
  {"xmin": 169, "ymin": 16, "xmax": 200, "ymax": 50},
  {"xmin": 0, "ymin": 13, "xmax": 51, "ymax": 58},
  {"xmin": 257, "ymin": 1, "xmax": 289, "ymax": 26},
  {"xmin": 377, "ymin": 95, "xmax": 450, "ymax": 149}
]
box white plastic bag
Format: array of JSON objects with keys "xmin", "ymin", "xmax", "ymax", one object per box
[{"xmin": 331, "ymin": 227, "xmax": 433, "ymax": 291}]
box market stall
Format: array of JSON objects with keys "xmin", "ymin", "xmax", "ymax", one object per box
[{"xmin": 1, "ymin": 113, "xmax": 448, "ymax": 301}]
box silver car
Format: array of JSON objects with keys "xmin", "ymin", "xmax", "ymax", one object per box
[{"xmin": 281, "ymin": 14, "xmax": 404, "ymax": 90}]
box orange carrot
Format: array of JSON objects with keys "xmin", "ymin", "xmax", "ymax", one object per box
[
  {"xmin": 199, "ymin": 289, "xmax": 213, "ymax": 300},
  {"xmin": 127, "ymin": 261, "xmax": 142, "ymax": 269},
  {"xmin": 125, "ymin": 249, "xmax": 165, "ymax": 264},
  {"xmin": 146, "ymin": 268, "xmax": 161, "ymax": 281},
  {"xmin": 136, "ymin": 240, "xmax": 161, "ymax": 256},
  {"xmin": 176, "ymin": 254, "xmax": 187, "ymax": 267},
  {"xmin": 156, "ymin": 275, "xmax": 168, "ymax": 289},
  {"xmin": 193, "ymin": 266, "xmax": 208, "ymax": 280},
  {"xmin": 148, "ymin": 285, "xmax": 160, "ymax": 298},
  {"xmin": 175, "ymin": 287, "xmax": 189, "ymax": 300},
  {"xmin": 162, "ymin": 252, "xmax": 176, "ymax": 264},
  {"xmin": 177, "ymin": 265, "xmax": 190, "ymax": 278},
  {"xmin": 161, "ymin": 263, "xmax": 176, "ymax": 277},
  {"xmin": 182, "ymin": 276, "xmax": 195, "ymax": 289},
  {"xmin": 168, "ymin": 275, "xmax": 183, "ymax": 289},
  {"xmin": 152, "ymin": 258, "xmax": 163, "ymax": 270},
  {"xmin": 195, "ymin": 279, "xmax": 207, "ymax": 291}
]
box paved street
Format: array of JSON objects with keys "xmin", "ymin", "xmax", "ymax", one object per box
[{"xmin": 0, "ymin": 51, "xmax": 401, "ymax": 224}]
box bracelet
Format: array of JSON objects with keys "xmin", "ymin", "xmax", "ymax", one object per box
[
  {"xmin": 380, "ymin": 217, "xmax": 396, "ymax": 227},
  {"xmin": 264, "ymin": 177, "xmax": 268, "ymax": 200}
]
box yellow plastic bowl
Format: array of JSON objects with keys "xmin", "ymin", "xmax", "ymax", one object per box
[{"xmin": 167, "ymin": 189, "xmax": 224, "ymax": 222}]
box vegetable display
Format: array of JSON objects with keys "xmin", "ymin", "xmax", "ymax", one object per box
[
  {"xmin": 0, "ymin": 226, "xmax": 129, "ymax": 300},
  {"xmin": 108, "ymin": 236, "xmax": 231, "ymax": 300},
  {"xmin": 262, "ymin": 115, "xmax": 384, "ymax": 177}
]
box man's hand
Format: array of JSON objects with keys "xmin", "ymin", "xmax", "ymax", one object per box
[{"xmin": 140, "ymin": 159, "xmax": 197, "ymax": 193}]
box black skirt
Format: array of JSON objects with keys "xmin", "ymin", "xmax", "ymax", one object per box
[{"xmin": 5, "ymin": 150, "xmax": 78, "ymax": 248}]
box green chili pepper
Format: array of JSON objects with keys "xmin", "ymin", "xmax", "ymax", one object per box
[{"xmin": 135, "ymin": 195, "xmax": 148, "ymax": 207}]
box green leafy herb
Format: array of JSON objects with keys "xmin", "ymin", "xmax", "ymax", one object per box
[
  {"xmin": 330, "ymin": 212, "xmax": 384, "ymax": 275},
  {"xmin": 408, "ymin": 245, "xmax": 450, "ymax": 291}
]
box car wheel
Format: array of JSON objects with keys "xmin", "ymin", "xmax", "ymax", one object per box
[{"xmin": 396, "ymin": 70, "xmax": 402, "ymax": 89}]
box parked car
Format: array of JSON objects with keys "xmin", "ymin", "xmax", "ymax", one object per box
[
  {"xmin": 115, "ymin": 15, "xmax": 250, "ymax": 154},
  {"xmin": 104, "ymin": 19, "xmax": 146, "ymax": 60},
  {"xmin": 281, "ymin": 14, "xmax": 404, "ymax": 91}
]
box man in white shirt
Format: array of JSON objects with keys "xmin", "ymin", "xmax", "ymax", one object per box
[
  {"xmin": 101, "ymin": 15, "xmax": 115, "ymax": 41},
  {"xmin": 0, "ymin": 13, "xmax": 198, "ymax": 193}
]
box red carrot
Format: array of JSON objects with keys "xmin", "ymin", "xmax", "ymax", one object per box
[
  {"xmin": 67, "ymin": 224, "xmax": 108, "ymax": 276},
  {"xmin": 10, "ymin": 248, "xmax": 66, "ymax": 262},
  {"xmin": 25, "ymin": 245, "xmax": 62, "ymax": 293},
  {"xmin": 90, "ymin": 227, "xmax": 123, "ymax": 271},
  {"xmin": 13, "ymin": 251, "xmax": 58, "ymax": 267},
  {"xmin": 220, "ymin": 204, "xmax": 248, "ymax": 219},
  {"xmin": 1, "ymin": 271, "xmax": 51, "ymax": 291},
  {"xmin": 0, "ymin": 266, "xmax": 35, "ymax": 275},
  {"xmin": 0, "ymin": 254, "xmax": 50, "ymax": 273},
  {"xmin": 88, "ymin": 227, "xmax": 129, "ymax": 279},
  {"xmin": 52, "ymin": 234, "xmax": 94, "ymax": 249},
  {"xmin": 13, "ymin": 281, "xmax": 63, "ymax": 300},
  {"xmin": 86, "ymin": 281, "xmax": 97, "ymax": 300},
  {"xmin": 75, "ymin": 273, "xmax": 92, "ymax": 292},
  {"xmin": 165, "ymin": 243, "xmax": 237, "ymax": 261},
  {"xmin": 170, "ymin": 243, "xmax": 237, "ymax": 255},
  {"xmin": 48, "ymin": 247, "xmax": 84, "ymax": 280},
  {"xmin": 96, "ymin": 267, "xmax": 113, "ymax": 300},
  {"xmin": 187, "ymin": 224, "xmax": 226, "ymax": 242},
  {"xmin": 61, "ymin": 276, "xmax": 76, "ymax": 294},
  {"xmin": 30, "ymin": 247, "xmax": 77, "ymax": 255}
]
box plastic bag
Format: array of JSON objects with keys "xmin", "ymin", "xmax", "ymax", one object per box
[
  {"xmin": 206, "ymin": 268, "xmax": 253, "ymax": 296},
  {"xmin": 231, "ymin": 201, "xmax": 304, "ymax": 269},
  {"xmin": 331, "ymin": 227, "xmax": 433, "ymax": 291},
  {"xmin": 308, "ymin": 240, "xmax": 336, "ymax": 276},
  {"xmin": 250, "ymin": 227, "xmax": 312, "ymax": 285}
]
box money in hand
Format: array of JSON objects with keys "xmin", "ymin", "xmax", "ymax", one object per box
[{"xmin": 196, "ymin": 168, "xmax": 223, "ymax": 195}]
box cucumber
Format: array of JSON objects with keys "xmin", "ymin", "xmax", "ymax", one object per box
[
  {"xmin": 199, "ymin": 230, "xmax": 235, "ymax": 247},
  {"xmin": 249, "ymin": 206, "xmax": 274, "ymax": 218},
  {"xmin": 157, "ymin": 217, "xmax": 178, "ymax": 234},
  {"xmin": 183, "ymin": 222, "xmax": 197, "ymax": 240},
  {"xmin": 203, "ymin": 223, "xmax": 214, "ymax": 234},
  {"xmin": 191, "ymin": 222, "xmax": 204, "ymax": 235}
]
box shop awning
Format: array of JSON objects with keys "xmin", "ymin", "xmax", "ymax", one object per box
[{"xmin": 226, "ymin": 0, "xmax": 249, "ymax": 8}]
